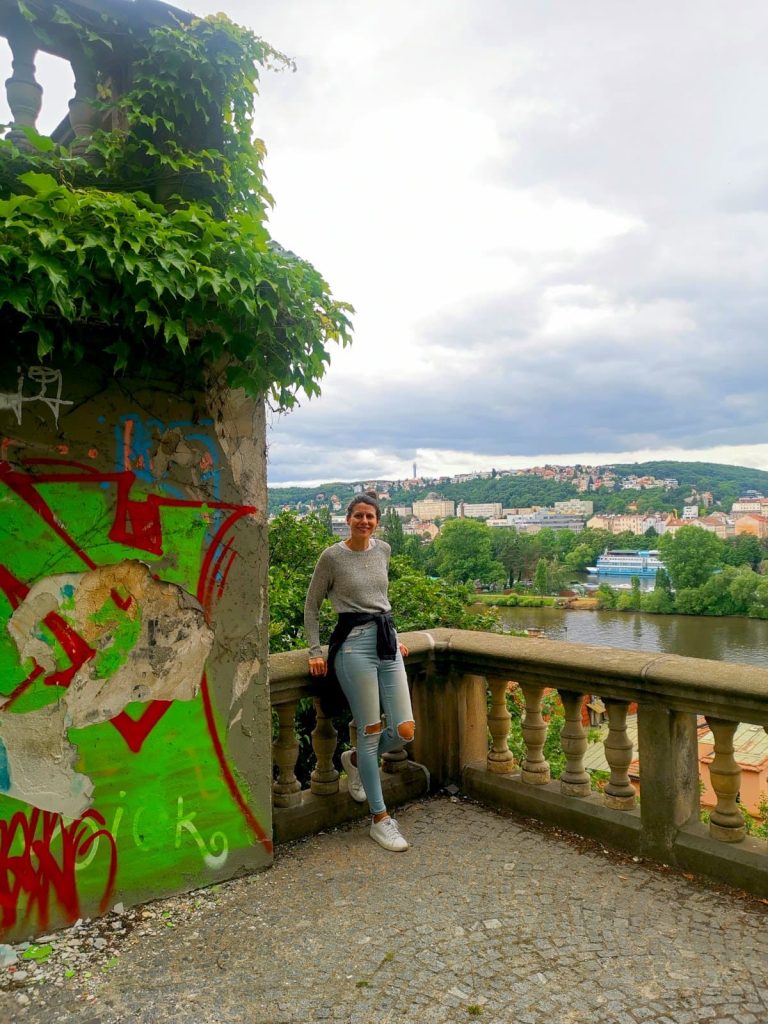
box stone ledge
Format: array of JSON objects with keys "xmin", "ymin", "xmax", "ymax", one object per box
[
  {"xmin": 462, "ymin": 762, "xmax": 642, "ymax": 854},
  {"xmin": 673, "ymin": 822, "xmax": 768, "ymax": 898},
  {"xmin": 273, "ymin": 762, "xmax": 429, "ymax": 844}
]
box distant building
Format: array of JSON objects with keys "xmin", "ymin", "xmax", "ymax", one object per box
[
  {"xmin": 732, "ymin": 499, "xmax": 768, "ymax": 516},
  {"xmin": 554, "ymin": 499, "xmax": 593, "ymax": 517},
  {"xmin": 586, "ymin": 513, "xmax": 665, "ymax": 536},
  {"xmin": 458, "ymin": 501, "xmax": 503, "ymax": 519},
  {"xmin": 403, "ymin": 520, "xmax": 439, "ymax": 542},
  {"xmin": 735, "ymin": 514, "xmax": 768, "ymax": 540},
  {"xmin": 412, "ymin": 497, "xmax": 455, "ymax": 520},
  {"xmin": 330, "ymin": 515, "xmax": 349, "ymax": 537},
  {"xmin": 682, "ymin": 506, "xmax": 699, "ymax": 520}
]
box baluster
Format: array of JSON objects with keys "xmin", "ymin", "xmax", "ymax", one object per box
[
  {"xmin": 382, "ymin": 744, "xmax": 408, "ymax": 774},
  {"xmin": 310, "ymin": 698, "xmax": 339, "ymax": 795},
  {"xmin": 272, "ymin": 700, "xmax": 301, "ymax": 807},
  {"xmin": 705, "ymin": 717, "xmax": 745, "ymax": 842},
  {"xmin": 349, "ymin": 718, "xmax": 358, "ymax": 752},
  {"xmin": 602, "ymin": 700, "xmax": 636, "ymax": 809},
  {"xmin": 519, "ymin": 682, "xmax": 550, "ymax": 784},
  {"xmin": 487, "ymin": 676, "xmax": 516, "ymax": 773},
  {"xmin": 5, "ymin": 29, "xmax": 42, "ymax": 148},
  {"xmin": 559, "ymin": 691, "xmax": 590, "ymax": 797},
  {"xmin": 69, "ymin": 59, "xmax": 98, "ymax": 158}
]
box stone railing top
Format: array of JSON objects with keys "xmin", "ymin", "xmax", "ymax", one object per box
[
  {"xmin": 270, "ymin": 628, "xmax": 768, "ymax": 726},
  {"xmin": 0, "ymin": 0, "xmax": 190, "ymax": 59}
]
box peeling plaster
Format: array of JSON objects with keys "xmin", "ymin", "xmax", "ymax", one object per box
[
  {"xmin": 0, "ymin": 704, "xmax": 93, "ymax": 818},
  {"xmin": 1, "ymin": 561, "xmax": 213, "ymax": 815},
  {"xmin": 230, "ymin": 656, "xmax": 259, "ymax": 710}
]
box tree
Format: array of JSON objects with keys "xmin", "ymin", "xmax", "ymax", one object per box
[
  {"xmin": 533, "ymin": 559, "xmax": 549, "ymax": 595},
  {"xmin": 564, "ymin": 543, "xmax": 594, "ymax": 572},
  {"xmin": 617, "ymin": 576, "xmax": 642, "ymax": 611},
  {"xmin": 0, "ymin": 12, "xmax": 351, "ymax": 405},
  {"xmin": 491, "ymin": 529, "xmax": 537, "ymax": 585},
  {"xmin": 381, "ymin": 508, "xmax": 406, "ymax": 556},
  {"xmin": 268, "ymin": 512, "xmax": 334, "ymax": 653},
  {"xmin": 595, "ymin": 583, "xmax": 618, "ymax": 609},
  {"xmin": 432, "ymin": 519, "xmax": 505, "ymax": 585},
  {"xmin": 388, "ymin": 557, "xmax": 500, "ymax": 633},
  {"xmin": 724, "ymin": 534, "xmax": 763, "ymax": 570},
  {"xmin": 658, "ymin": 526, "xmax": 726, "ymax": 590}
]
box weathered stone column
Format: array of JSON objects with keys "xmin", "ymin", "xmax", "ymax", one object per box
[
  {"xmin": 705, "ymin": 717, "xmax": 746, "ymax": 843},
  {"xmin": 519, "ymin": 683, "xmax": 550, "ymax": 785},
  {"xmin": 603, "ymin": 700, "xmax": 636, "ymax": 809},
  {"xmin": 310, "ymin": 698, "xmax": 339, "ymax": 795},
  {"xmin": 272, "ymin": 701, "xmax": 301, "ymax": 807},
  {"xmin": 637, "ymin": 704, "xmax": 699, "ymax": 859},
  {"xmin": 5, "ymin": 26, "xmax": 42, "ymax": 149},
  {"xmin": 487, "ymin": 676, "xmax": 516, "ymax": 774},
  {"xmin": 559, "ymin": 691, "xmax": 590, "ymax": 797},
  {"xmin": 68, "ymin": 58, "xmax": 98, "ymax": 158}
]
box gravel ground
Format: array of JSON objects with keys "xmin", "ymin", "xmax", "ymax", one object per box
[{"xmin": 2, "ymin": 795, "xmax": 768, "ymax": 1024}]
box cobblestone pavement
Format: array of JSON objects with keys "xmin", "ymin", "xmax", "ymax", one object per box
[{"xmin": 3, "ymin": 796, "xmax": 768, "ymax": 1024}]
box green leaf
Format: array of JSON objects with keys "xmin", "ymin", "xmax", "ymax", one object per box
[
  {"xmin": 22, "ymin": 944, "xmax": 53, "ymax": 962},
  {"xmin": 18, "ymin": 171, "xmax": 60, "ymax": 194}
]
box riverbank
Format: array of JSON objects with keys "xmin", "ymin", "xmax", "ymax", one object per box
[{"xmin": 473, "ymin": 594, "xmax": 599, "ymax": 611}]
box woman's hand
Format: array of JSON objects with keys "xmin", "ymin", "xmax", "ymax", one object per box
[
  {"xmin": 308, "ymin": 656, "xmax": 327, "ymax": 677},
  {"xmin": 399, "ymin": 642, "xmax": 409, "ymax": 658}
]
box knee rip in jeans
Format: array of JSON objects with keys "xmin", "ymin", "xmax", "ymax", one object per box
[
  {"xmin": 397, "ymin": 720, "xmax": 416, "ymax": 743},
  {"xmin": 363, "ymin": 721, "xmax": 383, "ymax": 736}
]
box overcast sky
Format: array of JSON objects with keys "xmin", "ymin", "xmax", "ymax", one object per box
[{"xmin": 3, "ymin": 1, "xmax": 768, "ymax": 484}]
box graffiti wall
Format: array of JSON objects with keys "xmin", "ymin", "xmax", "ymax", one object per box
[{"xmin": 0, "ymin": 364, "xmax": 272, "ymax": 941}]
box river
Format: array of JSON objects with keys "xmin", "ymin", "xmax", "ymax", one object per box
[{"xmin": 481, "ymin": 606, "xmax": 768, "ymax": 669}]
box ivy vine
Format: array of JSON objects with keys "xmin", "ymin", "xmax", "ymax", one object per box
[{"xmin": 0, "ymin": 7, "xmax": 352, "ymax": 406}]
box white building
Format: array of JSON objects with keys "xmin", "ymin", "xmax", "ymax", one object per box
[
  {"xmin": 458, "ymin": 501, "xmax": 503, "ymax": 519},
  {"xmin": 412, "ymin": 497, "xmax": 455, "ymax": 520},
  {"xmin": 554, "ymin": 499, "xmax": 594, "ymax": 517}
]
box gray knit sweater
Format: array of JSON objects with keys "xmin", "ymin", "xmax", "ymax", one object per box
[{"xmin": 303, "ymin": 539, "xmax": 392, "ymax": 657}]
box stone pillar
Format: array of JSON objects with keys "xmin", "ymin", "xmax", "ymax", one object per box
[
  {"xmin": 637, "ymin": 704, "xmax": 699, "ymax": 859},
  {"xmin": 519, "ymin": 682, "xmax": 550, "ymax": 785},
  {"xmin": 603, "ymin": 700, "xmax": 636, "ymax": 809},
  {"xmin": 272, "ymin": 701, "xmax": 301, "ymax": 807},
  {"xmin": 309, "ymin": 699, "xmax": 339, "ymax": 795},
  {"xmin": 559, "ymin": 691, "xmax": 590, "ymax": 797},
  {"xmin": 5, "ymin": 28, "xmax": 42, "ymax": 149},
  {"xmin": 705, "ymin": 717, "xmax": 746, "ymax": 843},
  {"xmin": 458, "ymin": 673, "xmax": 492, "ymax": 770},
  {"xmin": 68, "ymin": 59, "xmax": 98, "ymax": 159},
  {"xmin": 487, "ymin": 675, "xmax": 516, "ymax": 774}
]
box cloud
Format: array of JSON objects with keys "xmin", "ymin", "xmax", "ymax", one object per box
[{"xmin": 4, "ymin": 1, "xmax": 768, "ymax": 483}]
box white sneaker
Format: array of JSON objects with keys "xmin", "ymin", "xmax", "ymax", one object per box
[
  {"xmin": 341, "ymin": 749, "xmax": 366, "ymax": 803},
  {"xmin": 370, "ymin": 816, "xmax": 409, "ymax": 852}
]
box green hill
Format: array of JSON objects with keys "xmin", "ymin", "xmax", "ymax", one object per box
[{"xmin": 268, "ymin": 460, "xmax": 768, "ymax": 516}]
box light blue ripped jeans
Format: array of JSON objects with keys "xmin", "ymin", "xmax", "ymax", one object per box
[{"xmin": 334, "ymin": 622, "xmax": 414, "ymax": 815}]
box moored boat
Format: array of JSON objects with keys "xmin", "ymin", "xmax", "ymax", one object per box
[{"xmin": 586, "ymin": 549, "xmax": 666, "ymax": 578}]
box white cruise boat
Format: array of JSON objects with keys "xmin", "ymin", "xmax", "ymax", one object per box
[{"xmin": 586, "ymin": 549, "xmax": 666, "ymax": 578}]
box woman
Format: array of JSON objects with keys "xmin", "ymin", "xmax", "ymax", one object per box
[{"xmin": 304, "ymin": 494, "xmax": 414, "ymax": 851}]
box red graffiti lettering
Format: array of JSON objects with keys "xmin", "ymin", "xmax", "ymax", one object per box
[{"xmin": 0, "ymin": 808, "xmax": 117, "ymax": 931}]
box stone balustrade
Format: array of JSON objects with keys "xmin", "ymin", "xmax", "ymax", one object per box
[
  {"xmin": 0, "ymin": 0, "xmax": 168, "ymax": 152},
  {"xmin": 270, "ymin": 628, "xmax": 768, "ymax": 897},
  {"xmin": 0, "ymin": 0, "xmax": 221, "ymax": 207}
]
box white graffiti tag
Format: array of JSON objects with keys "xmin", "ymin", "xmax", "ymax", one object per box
[{"xmin": 0, "ymin": 366, "xmax": 73, "ymax": 426}]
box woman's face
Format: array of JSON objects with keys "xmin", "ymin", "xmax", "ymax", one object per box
[{"xmin": 346, "ymin": 502, "xmax": 379, "ymax": 541}]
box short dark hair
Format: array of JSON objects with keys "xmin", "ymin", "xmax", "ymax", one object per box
[{"xmin": 346, "ymin": 492, "xmax": 381, "ymax": 521}]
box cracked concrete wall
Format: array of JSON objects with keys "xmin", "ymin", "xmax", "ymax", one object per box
[{"xmin": 0, "ymin": 362, "xmax": 272, "ymax": 941}]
